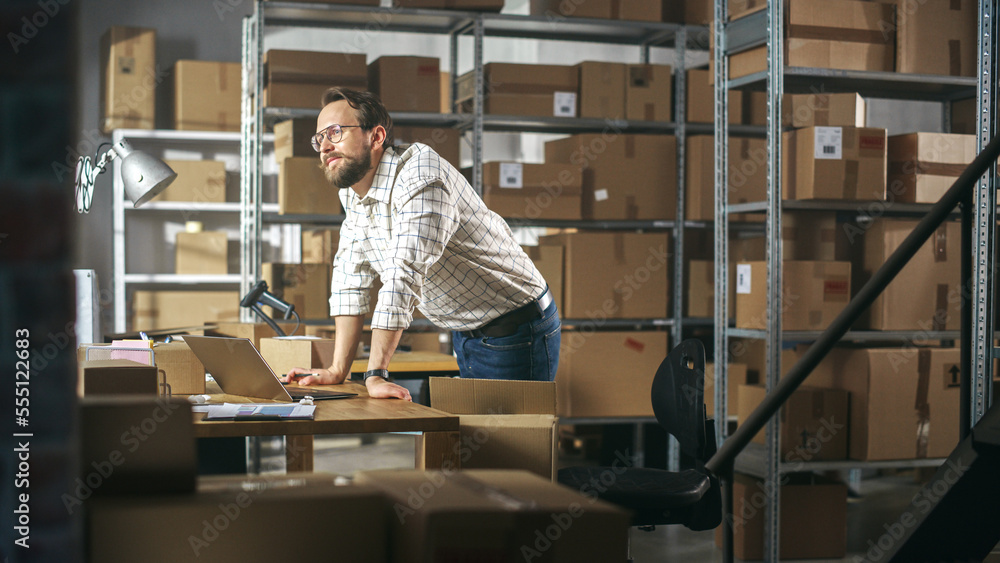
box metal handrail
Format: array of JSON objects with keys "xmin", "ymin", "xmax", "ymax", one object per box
[{"xmin": 707, "ymin": 132, "xmax": 1000, "ymax": 476}]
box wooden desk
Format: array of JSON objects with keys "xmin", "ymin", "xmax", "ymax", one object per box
[
  {"xmin": 192, "ymin": 381, "xmax": 460, "ymax": 473},
  {"xmin": 349, "ymin": 351, "xmax": 460, "ymax": 377}
]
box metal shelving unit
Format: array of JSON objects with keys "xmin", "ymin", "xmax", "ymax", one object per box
[
  {"xmin": 713, "ymin": 1, "xmax": 996, "ymax": 561},
  {"xmin": 111, "ymin": 129, "xmax": 276, "ymax": 333},
  {"xmin": 240, "ymin": 2, "xmax": 712, "ymax": 341}
]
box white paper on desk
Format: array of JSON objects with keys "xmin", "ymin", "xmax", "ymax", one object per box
[{"xmin": 205, "ymin": 403, "xmax": 316, "ymax": 420}]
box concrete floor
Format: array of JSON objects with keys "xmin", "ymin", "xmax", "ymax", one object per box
[{"xmin": 250, "ymin": 433, "xmax": 999, "ymax": 562}]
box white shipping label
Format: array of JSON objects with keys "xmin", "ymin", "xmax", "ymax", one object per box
[
  {"xmin": 499, "ymin": 163, "xmax": 523, "ymax": 189},
  {"xmin": 736, "ymin": 264, "xmax": 752, "ymax": 294},
  {"xmin": 553, "ymin": 92, "xmax": 577, "ymax": 117},
  {"xmin": 594, "ymin": 189, "xmax": 609, "ymax": 202},
  {"xmin": 814, "ymin": 127, "xmax": 843, "ymax": 160}
]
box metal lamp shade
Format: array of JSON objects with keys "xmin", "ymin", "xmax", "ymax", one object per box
[{"xmin": 114, "ymin": 140, "xmax": 177, "ymax": 207}]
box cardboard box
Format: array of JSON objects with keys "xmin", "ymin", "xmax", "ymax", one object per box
[
  {"xmin": 888, "ymin": 132, "xmax": 977, "ymax": 203},
  {"xmin": 278, "ymin": 156, "xmax": 342, "ymax": 215},
  {"xmin": 273, "ymin": 118, "xmax": 318, "ymax": 163},
  {"xmin": 263, "ymin": 49, "xmax": 366, "ymax": 109},
  {"xmin": 544, "ymin": 134, "xmax": 677, "ymax": 220},
  {"xmin": 783, "ymin": 211, "xmax": 838, "ymax": 261},
  {"xmin": 368, "ymin": 56, "xmax": 441, "ymax": 112},
  {"xmin": 78, "ymin": 359, "xmax": 159, "ymax": 397},
  {"xmin": 738, "ymin": 384, "xmax": 849, "ymax": 461},
  {"xmin": 79, "ymin": 397, "xmax": 197, "ymax": 495},
  {"xmin": 686, "ymin": 135, "xmax": 767, "ymax": 221},
  {"xmin": 720, "ymin": 472, "xmax": 847, "ymax": 560},
  {"xmin": 393, "ymin": 126, "xmax": 462, "ymax": 168},
  {"xmin": 80, "ymin": 341, "xmax": 209, "ymax": 396},
  {"xmin": 557, "ymin": 330, "xmax": 669, "ymax": 417},
  {"xmin": 205, "ymin": 321, "xmax": 305, "ymax": 349},
  {"xmin": 782, "ymin": 126, "xmax": 888, "ymax": 200},
  {"xmin": 456, "ymin": 63, "xmax": 579, "ymax": 118},
  {"xmin": 132, "ymin": 290, "xmax": 240, "ymax": 332},
  {"xmin": 264, "ymin": 49, "xmax": 367, "ymax": 86},
  {"xmin": 540, "ymin": 232, "xmax": 669, "ymax": 319},
  {"xmin": 473, "ymin": 162, "xmax": 583, "ymax": 220},
  {"xmin": 853, "ymin": 219, "xmax": 961, "ymax": 331},
  {"xmin": 735, "ymin": 261, "xmax": 851, "ymax": 331},
  {"xmin": 704, "ymin": 362, "xmax": 749, "ymax": 418},
  {"xmin": 686, "ymin": 259, "xmax": 717, "ymax": 318},
  {"xmin": 171, "ymin": 60, "xmax": 241, "ymax": 132},
  {"xmin": 687, "ymin": 69, "xmax": 756, "ymax": 124},
  {"xmin": 881, "ymin": 0, "xmax": 976, "ymax": 76},
  {"xmin": 576, "ymin": 61, "xmax": 626, "ymax": 119},
  {"xmin": 87, "ymin": 481, "xmax": 387, "ymax": 563},
  {"xmin": 259, "ymin": 337, "xmax": 336, "ymax": 377},
  {"xmin": 430, "ymin": 377, "xmax": 558, "ymax": 480},
  {"xmin": 440, "ymin": 70, "xmax": 452, "ymax": 113},
  {"xmin": 151, "ymin": 160, "xmax": 227, "ymax": 203},
  {"xmin": 355, "ymin": 469, "xmax": 629, "ymax": 563},
  {"xmin": 175, "ymin": 231, "xmax": 228, "ymax": 275},
  {"xmin": 834, "ymin": 347, "xmax": 961, "ymax": 460},
  {"xmin": 261, "ymin": 263, "xmax": 331, "ymax": 320},
  {"xmin": 728, "ymin": 0, "xmax": 895, "ymax": 78},
  {"xmin": 728, "ymin": 0, "xmax": 766, "ymax": 19},
  {"xmin": 302, "ymin": 228, "xmax": 340, "ymax": 264},
  {"xmin": 951, "ymin": 97, "xmax": 977, "ymax": 135},
  {"xmin": 100, "ymin": 26, "xmax": 156, "ymax": 134},
  {"xmin": 625, "ymin": 63, "xmax": 672, "ymax": 121},
  {"xmin": 685, "ymin": 0, "xmax": 713, "ymax": 24},
  {"xmin": 783, "ymin": 92, "xmax": 866, "ymax": 128},
  {"xmin": 529, "ymin": 0, "xmax": 663, "ymax": 21},
  {"xmin": 523, "ymin": 244, "xmax": 564, "ymax": 313},
  {"xmin": 394, "ymin": 0, "xmax": 504, "ymax": 9}
]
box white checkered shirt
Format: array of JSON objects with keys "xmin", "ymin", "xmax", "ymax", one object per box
[{"xmin": 329, "ymin": 143, "xmax": 547, "ymax": 331}]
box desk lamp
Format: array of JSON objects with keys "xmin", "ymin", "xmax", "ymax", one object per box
[
  {"xmin": 240, "ymin": 280, "xmax": 300, "ymax": 337},
  {"xmin": 75, "ymin": 138, "xmax": 177, "ymax": 212}
]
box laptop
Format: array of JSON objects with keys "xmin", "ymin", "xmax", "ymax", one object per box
[{"xmin": 182, "ymin": 335, "xmax": 356, "ymax": 402}]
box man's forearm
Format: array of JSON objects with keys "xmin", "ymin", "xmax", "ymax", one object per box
[
  {"xmin": 368, "ymin": 328, "xmax": 403, "ymax": 371},
  {"xmin": 330, "ymin": 315, "xmax": 364, "ymax": 380}
]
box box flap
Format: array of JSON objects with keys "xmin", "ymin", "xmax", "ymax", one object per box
[{"xmin": 429, "ymin": 377, "xmax": 556, "ymax": 415}]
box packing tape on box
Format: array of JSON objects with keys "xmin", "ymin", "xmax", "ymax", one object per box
[
  {"xmin": 445, "ymin": 472, "xmax": 532, "ymax": 510},
  {"xmin": 624, "ymin": 135, "xmax": 635, "ymax": 159},
  {"xmin": 613, "ymin": 233, "xmax": 626, "ymax": 264},
  {"xmin": 934, "ymin": 226, "xmax": 949, "ymax": 262},
  {"xmin": 949, "ymin": 40, "xmax": 962, "ymax": 77},
  {"xmin": 785, "ymin": 135, "xmax": 797, "ymax": 200},
  {"xmin": 610, "ymin": 0, "xmax": 620, "ymax": 19},
  {"xmin": 888, "ymin": 161, "xmax": 968, "ymax": 177},
  {"xmin": 915, "ymin": 349, "xmax": 932, "ymax": 459},
  {"xmin": 625, "ymin": 195, "xmax": 638, "ymax": 220},
  {"xmin": 934, "ymin": 284, "xmax": 949, "ymax": 331},
  {"xmin": 950, "ymin": 0, "xmax": 962, "ymax": 9},
  {"xmin": 785, "ymin": 24, "xmax": 890, "ymax": 45},
  {"xmin": 845, "ymin": 160, "xmax": 859, "ymax": 195}
]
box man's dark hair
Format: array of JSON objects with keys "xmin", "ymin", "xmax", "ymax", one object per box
[{"xmin": 321, "ymin": 87, "xmax": 394, "ymax": 148}]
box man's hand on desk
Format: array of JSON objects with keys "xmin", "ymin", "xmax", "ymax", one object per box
[
  {"xmin": 366, "ymin": 377, "xmax": 412, "ymax": 401},
  {"xmin": 282, "ymin": 367, "xmax": 345, "ymax": 386}
]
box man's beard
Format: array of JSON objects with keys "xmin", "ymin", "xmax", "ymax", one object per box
[{"xmin": 320, "ymin": 143, "xmax": 372, "ymax": 189}]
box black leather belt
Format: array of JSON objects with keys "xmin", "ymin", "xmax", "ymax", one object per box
[{"xmin": 461, "ymin": 289, "xmax": 554, "ymax": 338}]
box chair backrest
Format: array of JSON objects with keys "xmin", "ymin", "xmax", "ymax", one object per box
[{"xmin": 651, "ymin": 339, "xmax": 709, "ymax": 468}]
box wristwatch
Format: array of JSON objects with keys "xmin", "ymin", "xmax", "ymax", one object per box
[{"xmin": 364, "ymin": 369, "xmax": 390, "ymax": 383}]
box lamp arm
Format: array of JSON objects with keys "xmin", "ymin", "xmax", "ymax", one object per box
[{"xmin": 74, "ymin": 144, "xmax": 118, "ymax": 214}]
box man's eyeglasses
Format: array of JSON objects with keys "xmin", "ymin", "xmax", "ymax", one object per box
[{"xmin": 311, "ymin": 124, "xmax": 363, "ymax": 152}]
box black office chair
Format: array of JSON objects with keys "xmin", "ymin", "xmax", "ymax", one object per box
[{"xmin": 558, "ymin": 339, "xmax": 722, "ymax": 558}]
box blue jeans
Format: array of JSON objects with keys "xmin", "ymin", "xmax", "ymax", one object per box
[{"xmin": 452, "ymin": 298, "xmax": 561, "ymax": 381}]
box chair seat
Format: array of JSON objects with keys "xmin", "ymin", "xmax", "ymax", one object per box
[{"xmin": 558, "ymin": 467, "xmax": 711, "ymax": 527}]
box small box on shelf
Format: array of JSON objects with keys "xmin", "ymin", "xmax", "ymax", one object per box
[
  {"xmin": 175, "ymin": 230, "xmax": 228, "ymax": 275},
  {"xmin": 393, "ymin": 126, "xmax": 462, "ymax": 168},
  {"xmin": 735, "ymin": 260, "xmax": 851, "ymax": 331},
  {"xmin": 625, "ymin": 64, "xmax": 672, "ymax": 122},
  {"xmin": 471, "ymin": 162, "xmax": 583, "ymax": 220},
  {"xmin": 887, "ymin": 132, "xmax": 976, "ymax": 204},
  {"xmin": 456, "ymin": 63, "xmax": 578, "ymax": 118},
  {"xmin": 100, "ymin": 26, "xmax": 156, "ymax": 134},
  {"xmin": 544, "ymin": 134, "xmax": 677, "ymax": 220},
  {"xmin": 523, "ymin": 244, "xmax": 564, "ymax": 313},
  {"xmin": 737, "ymin": 383, "xmax": 849, "ymax": 461},
  {"xmin": 132, "ymin": 290, "xmax": 240, "ymax": 333},
  {"xmin": 274, "ymin": 118, "xmax": 318, "ymax": 163},
  {"xmin": 263, "ymin": 49, "xmax": 367, "ymax": 109},
  {"xmin": 278, "ymin": 156, "xmax": 342, "ymax": 215},
  {"xmin": 170, "ymin": 60, "xmax": 241, "ymax": 132},
  {"xmin": 261, "ymin": 262, "xmax": 331, "ymax": 320},
  {"xmin": 576, "ymin": 61, "xmax": 626, "ymax": 119},
  {"xmin": 781, "ymin": 126, "xmax": 888, "ymax": 200},
  {"xmin": 368, "ymin": 56, "xmax": 441, "ymax": 113},
  {"xmin": 151, "ymin": 160, "xmax": 226, "ymax": 203}
]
